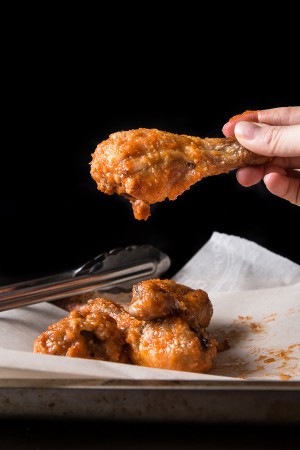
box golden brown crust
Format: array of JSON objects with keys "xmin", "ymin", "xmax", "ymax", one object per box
[
  {"xmin": 34, "ymin": 279, "xmax": 219, "ymax": 373},
  {"xmin": 127, "ymin": 316, "xmax": 217, "ymax": 373},
  {"xmin": 90, "ymin": 128, "xmax": 272, "ymax": 220},
  {"xmin": 129, "ymin": 279, "xmax": 213, "ymax": 328},
  {"xmin": 33, "ymin": 301, "xmax": 129, "ymax": 363}
]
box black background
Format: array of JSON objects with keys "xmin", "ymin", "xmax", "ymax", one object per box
[
  {"xmin": 1, "ymin": 9, "xmax": 299, "ymax": 286},
  {"xmin": 1, "ymin": 7, "xmax": 300, "ymax": 448},
  {"xmin": 1, "ymin": 71, "xmax": 299, "ymax": 284}
]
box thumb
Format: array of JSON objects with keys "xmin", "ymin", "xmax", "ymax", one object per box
[{"xmin": 234, "ymin": 121, "xmax": 300, "ymax": 157}]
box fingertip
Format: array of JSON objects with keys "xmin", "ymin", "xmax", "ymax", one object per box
[
  {"xmin": 263, "ymin": 172, "xmax": 287, "ymax": 195},
  {"xmin": 223, "ymin": 110, "xmax": 259, "ymax": 137},
  {"xmin": 222, "ymin": 122, "xmax": 233, "ymax": 137},
  {"xmin": 262, "ymin": 168, "xmax": 299, "ymax": 205},
  {"xmin": 236, "ymin": 166, "xmax": 265, "ymax": 187},
  {"xmin": 236, "ymin": 168, "xmax": 252, "ymax": 187}
]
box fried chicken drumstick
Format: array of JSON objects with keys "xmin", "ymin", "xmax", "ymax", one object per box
[
  {"xmin": 34, "ymin": 279, "xmax": 218, "ymax": 373},
  {"xmin": 90, "ymin": 128, "xmax": 272, "ymax": 220}
]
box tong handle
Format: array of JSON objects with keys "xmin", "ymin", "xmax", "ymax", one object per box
[
  {"xmin": 0, "ymin": 245, "xmax": 171, "ymax": 312},
  {"xmin": 0, "ymin": 271, "xmax": 74, "ymax": 296}
]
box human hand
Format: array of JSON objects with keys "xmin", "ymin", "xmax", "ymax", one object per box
[{"xmin": 222, "ymin": 106, "xmax": 300, "ymax": 206}]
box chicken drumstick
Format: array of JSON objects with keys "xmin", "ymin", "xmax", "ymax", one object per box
[{"xmin": 90, "ymin": 128, "xmax": 272, "ymax": 220}]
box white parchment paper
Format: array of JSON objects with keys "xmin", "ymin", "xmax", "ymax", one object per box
[{"xmin": 1, "ymin": 232, "xmax": 300, "ymax": 381}]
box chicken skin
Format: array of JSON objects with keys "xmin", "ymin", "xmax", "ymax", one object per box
[
  {"xmin": 128, "ymin": 279, "xmax": 213, "ymax": 329},
  {"xmin": 127, "ymin": 279, "xmax": 217, "ymax": 372},
  {"xmin": 33, "ymin": 300, "xmax": 130, "ymax": 363},
  {"xmin": 34, "ymin": 279, "xmax": 218, "ymax": 374},
  {"xmin": 90, "ymin": 128, "xmax": 272, "ymax": 220}
]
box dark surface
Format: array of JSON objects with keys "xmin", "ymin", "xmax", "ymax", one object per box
[
  {"xmin": 1, "ymin": 9, "xmax": 300, "ymax": 447},
  {"xmin": 1, "ymin": 420, "xmax": 300, "ymax": 450}
]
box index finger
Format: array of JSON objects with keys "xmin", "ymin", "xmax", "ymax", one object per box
[
  {"xmin": 222, "ymin": 106, "xmax": 300, "ymax": 137},
  {"xmin": 257, "ymin": 106, "xmax": 300, "ymax": 126},
  {"xmin": 222, "ymin": 110, "xmax": 258, "ymax": 136}
]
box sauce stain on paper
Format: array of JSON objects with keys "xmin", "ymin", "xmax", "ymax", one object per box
[{"xmin": 210, "ymin": 315, "xmax": 300, "ymax": 380}]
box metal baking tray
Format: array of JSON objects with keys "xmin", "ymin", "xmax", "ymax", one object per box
[
  {"xmin": 1, "ymin": 378, "xmax": 300, "ymax": 424},
  {"xmin": 1, "ymin": 244, "xmax": 299, "ymax": 424}
]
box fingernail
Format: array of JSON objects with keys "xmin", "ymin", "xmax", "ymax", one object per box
[
  {"xmin": 234, "ymin": 121, "xmax": 261, "ymax": 140},
  {"xmin": 221, "ymin": 123, "xmax": 229, "ymax": 134}
]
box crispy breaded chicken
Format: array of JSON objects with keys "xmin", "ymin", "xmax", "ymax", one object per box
[
  {"xmin": 126, "ymin": 279, "xmax": 217, "ymax": 373},
  {"xmin": 33, "ymin": 300, "xmax": 130, "ymax": 363},
  {"xmin": 90, "ymin": 128, "xmax": 272, "ymax": 220},
  {"xmin": 34, "ymin": 279, "xmax": 218, "ymax": 374}
]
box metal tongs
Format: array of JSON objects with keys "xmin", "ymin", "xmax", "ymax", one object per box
[{"xmin": 0, "ymin": 245, "xmax": 171, "ymax": 312}]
